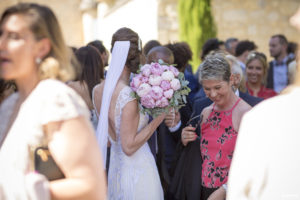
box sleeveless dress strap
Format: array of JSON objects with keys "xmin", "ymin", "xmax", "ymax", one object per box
[
  {"xmin": 229, "ymin": 98, "xmax": 241, "ymax": 112},
  {"xmin": 92, "ymin": 86, "xmax": 99, "ymax": 117}
]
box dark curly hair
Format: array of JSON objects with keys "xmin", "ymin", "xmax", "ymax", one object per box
[
  {"xmin": 164, "ymin": 42, "xmax": 192, "ymax": 72},
  {"xmin": 111, "ymin": 27, "xmax": 142, "ymax": 73}
]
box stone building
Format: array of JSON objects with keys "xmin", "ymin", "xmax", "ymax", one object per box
[{"xmin": 0, "ymin": 0, "xmax": 299, "ymax": 61}]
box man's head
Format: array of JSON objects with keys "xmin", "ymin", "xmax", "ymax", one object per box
[
  {"xmin": 143, "ymin": 40, "xmax": 161, "ymax": 56},
  {"xmin": 225, "ymin": 38, "xmax": 239, "ymax": 55},
  {"xmin": 88, "ymin": 40, "xmax": 109, "ymax": 66},
  {"xmin": 269, "ymin": 34, "xmax": 288, "ymax": 60},
  {"xmin": 226, "ymin": 55, "xmax": 243, "ymax": 91},
  {"xmin": 146, "ymin": 46, "xmax": 174, "ymax": 65},
  {"xmin": 235, "ymin": 40, "xmax": 257, "ymax": 63}
]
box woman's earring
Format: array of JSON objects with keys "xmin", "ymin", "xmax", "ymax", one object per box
[{"xmin": 35, "ymin": 57, "xmax": 42, "ymax": 65}]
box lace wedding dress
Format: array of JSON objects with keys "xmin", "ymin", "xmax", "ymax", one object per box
[{"xmin": 108, "ymin": 86, "xmax": 164, "ymax": 200}]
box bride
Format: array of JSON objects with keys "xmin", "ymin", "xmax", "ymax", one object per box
[{"xmin": 93, "ymin": 27, "xmax": 164, "ymax": 199}]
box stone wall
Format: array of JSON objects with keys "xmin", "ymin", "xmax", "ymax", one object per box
[
  {"xmin": 211, "ymin": 0, "xmax": 300, "ymax": 59},
  {"xmin": 158, "ymin": 0, "xmax": 300, "ymax": 61},
  {"xmin": 0, "ymin": 0, "xmax": 84, "ymax": 47},
  {"xmin": 157, "ymin": 0, "xmax": 179, "ymax": 44}
]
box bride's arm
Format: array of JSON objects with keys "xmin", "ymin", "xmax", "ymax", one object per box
[{"xmin": 120, "ymin": 99, "xmax": 165, "ymax": 156}]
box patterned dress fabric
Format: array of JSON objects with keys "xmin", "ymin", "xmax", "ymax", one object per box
[{"xmin": 200, "ymin": 99, "xmax": 241, "ymax": 188}]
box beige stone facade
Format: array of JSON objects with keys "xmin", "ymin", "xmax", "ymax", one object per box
[
  {"xmin": 211, "ymin": 0, "xmax": 300, "ymax": 60},
  {"xmin": 0, "ymin": 0, "xmax": 299, "ymax": 59},
  {"xmin": 158, "ymin": 0, "xmax": 300, "ymax": 60},
  {"xmin": 0, "ymin": 0, "xmax": 84, "ymax": 47}
]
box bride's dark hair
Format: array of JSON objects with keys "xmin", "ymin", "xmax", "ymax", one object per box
[{"xmin": 111, "ymin": 27, "xmax": 141, "ymax": 73}]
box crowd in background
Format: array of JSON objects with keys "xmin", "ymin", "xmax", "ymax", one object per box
[{"xmin": 0, "ymin": 2, "xmax": 300, "ymax": 200}]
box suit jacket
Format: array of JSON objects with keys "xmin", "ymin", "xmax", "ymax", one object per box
[
  {"xmin": 156, "ymin": 99, "xmax": 192, "ymax": 194},
  {"xmin": 266, "ymin": 61, "xmax": 274, "ymax": 89}
]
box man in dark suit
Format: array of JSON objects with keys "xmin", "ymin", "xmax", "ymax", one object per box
[{"xmin": 146, "ymin": 45, "xmax": 193, "ymax": 197}]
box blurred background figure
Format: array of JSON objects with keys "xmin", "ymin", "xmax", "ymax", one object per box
[
  {"xmin": 0, "ymin": 79, "xmax": 16, "ymax": 104},
  {"xmin": 143, "ymin": 39, "xmax": 161, "ymax": 56},
  {"xmin": 0, "ymin": 3, "xmax": 106, "ymax": 199},
  {"xmin": 227, "ymin": 8, "xmax": 300, "ymax": 199},
  {"xmin": 267, "ymin": 34, "xmax": 289, "ymax": 93},
  {"xmin": 68, "ymin": 45, "xmax": 104, "ymax": 128},
  {"xmin": 245, "ymin": 51, "xmax": 277, "ymax": 99},
  {"xmin": 88, "ymin": 40, "xmax": 109, "ymax": 67},
  {"xmin": 146, "ymin": 45, "xmax": 174, "ymax": 64},
  {"xmin": 225, "ymin": 38, "xmax": 239, "ymax": 55},
  {"xmin": 235, "ymin": 40, "xmax": 257, "ymax": 75}
]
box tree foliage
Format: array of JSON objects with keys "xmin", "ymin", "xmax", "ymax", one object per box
[{"xmin": 178, "ymin": 0, "xmax": 216, "ymax": 72}]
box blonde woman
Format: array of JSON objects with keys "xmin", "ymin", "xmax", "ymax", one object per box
[{"xmin": 0, "ymin": 3, "xmax": 106, "ymax": 199}]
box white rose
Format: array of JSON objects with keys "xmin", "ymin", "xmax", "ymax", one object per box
[
  {"xmin": 137, "ymin": 83, "xmax": 152, "ymax": 97},
  {"xmin": 149, "ymin": 75, "xmax": 162, "ymax": 86},
  {"xmin": 161, "ymin": 71, "xmax": 175, "ymax": 81},
  {"xmin": 170, "ymin": 78, "xmax": 181, "ymax": 90}
]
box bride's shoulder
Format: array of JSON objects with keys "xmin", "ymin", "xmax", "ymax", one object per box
[{"xmin": 117, "ymin": 85, "xmax": 136, "ymax": 107}]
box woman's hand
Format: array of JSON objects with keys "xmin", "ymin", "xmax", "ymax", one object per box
[
  {"xmin": 181, "ymin": 125, "xmax": 197, "ymax": 146},
  {"xmin": 207, "ymin": 186, "xmax": 226, "ymax": 200}
]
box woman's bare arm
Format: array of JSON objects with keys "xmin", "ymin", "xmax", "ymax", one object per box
[
  {"xmin": 120, "ymin": 100, "xmax": 165, "ymax": 156},
  {"xmin": 45, "ymin": 116, "xmax": 106, "ymax": 200}
]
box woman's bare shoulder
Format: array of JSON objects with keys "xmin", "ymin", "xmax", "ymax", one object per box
[{"xmin": 238, "ymin": 99, "xmax": 252, "ymax": 114}]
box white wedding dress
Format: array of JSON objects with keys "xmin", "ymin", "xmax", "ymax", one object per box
[{"xmin": 107, "ymin": 86, "xmax": 164, "ymax": 200}]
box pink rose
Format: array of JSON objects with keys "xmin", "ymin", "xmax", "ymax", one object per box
[
  {"xmin": 170, "ymin": 78, "xmax": 181, "ymax": 91},
  {"xmin": 149, "ymin": 75, "xmax": 162, "ymax": 86},
  {"xmin": 130, "ymin": 75, "xmax": 142, "ymax": 91},
  {"xmin": 141, "ymin": 76, "xmax": 149, "ymax": 83},
  {"xmin": 150, "ymin": 62, "xmax": 164, "ymax": 75},
  {"xmin": 141, "ymin": 94, "xmax": 156, "ymax": 108},
  {"xmin": 164, "ymin": 89, "xmax": 174, "ymax": 99},
  {"xmin": 130, "ymin": 81, "xmax": 137, "ymax": 91},
  {"xmin": 155, "ymin": 97, "xmax": 169, "ymax": 108},
  {"xmin": 161, "ymin": 65, "xmax": 170, "ymax": 71},
  {"xmin": 169, "ymin": 66, "xmax": 179, "ymax": 76},
  {"xmin": 137, "ymin": 83, "xmax": 151, "ymax": 97},
  {"xmin": 161, "ymin": 71, "xmax": 175, "ymax": 81},
  {"xmin": 160, "ymin": 80, "xmax": 171, "ymax": 91},
  {"xmin": 160, "ymin": 97, "xmax": 169, "ymax": 107},
  {"xmin": 150, "ymin": 86, "xmax": 163, "ymax": 100},
  {"xmin": 141, "ymin": 64, "xmax": 152, "ymax": 77}
]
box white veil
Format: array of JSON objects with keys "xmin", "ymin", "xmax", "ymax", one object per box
[{"xmin": 96, "ymin": 41, "xmax": 130, "ymax": 167}]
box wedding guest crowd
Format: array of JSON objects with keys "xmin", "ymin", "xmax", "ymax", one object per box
[{"xmin": 0, "ymin": 2, "xmax": 299, "ymax": 200}]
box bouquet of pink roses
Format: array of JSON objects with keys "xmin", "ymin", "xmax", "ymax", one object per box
[{"xmin": 130, "ymin": 59, "xmax": 190, "ymax": 117}]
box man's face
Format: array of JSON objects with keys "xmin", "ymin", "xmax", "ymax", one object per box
[{"xmin": 269, "ymin": 37, "xmax": 284, "ymax": 59}]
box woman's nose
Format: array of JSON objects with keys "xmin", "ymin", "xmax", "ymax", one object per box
[{"xmin": 210, "ymin": 90, "xmax": 217, "ymax": 98}]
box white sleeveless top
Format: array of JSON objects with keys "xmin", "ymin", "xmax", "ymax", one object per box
[{"xmin": 0, "ymin": 79, "xmax": 89, "ymax": 199}]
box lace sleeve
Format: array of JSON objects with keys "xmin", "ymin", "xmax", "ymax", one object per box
[
  {"xmin": 118, "ymin": 86, "xmax": 136, "ymax": 110},
  {"xmin": 38, "ymin": 80, "xmax": 90, "ymax": 125}
]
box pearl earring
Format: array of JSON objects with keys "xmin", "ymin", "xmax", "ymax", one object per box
[{"xmin": 35, "ymin": 57, "xmax": 42, "ymax": 64}]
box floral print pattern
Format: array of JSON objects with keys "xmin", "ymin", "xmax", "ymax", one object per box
[{"xmin": 200, "ymin": 99, "xmax": 240, "ymax": 188}]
